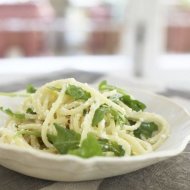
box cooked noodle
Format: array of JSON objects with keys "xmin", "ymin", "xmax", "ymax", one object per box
[{"xmin": 0, "ymin": 78, "xmax": 169, "ymax": 156}]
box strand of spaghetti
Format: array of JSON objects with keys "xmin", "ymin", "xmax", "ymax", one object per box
[
  {"xmin": 101, "ymin": 117, "xmax": 132, "ymax": 155},
  {"xmin": 60, "ymin": 97, "xmax": 94, "ymax": 115},
  {"xmin": 122, "ymin": 121, "xmax": 142, "ymax": 131},
  {"xmin": 17, "ymin": 124, "xmax": 42, "ymax": 131},
  {"xmin": 0, "ymin": 128, "xmax": 31, "ymax": 148},
  {"xmin": 64, "ymin": 101, "xmax": 81, "ymax": 109},
  {"xmin": 43, "ymin": 96, "xmax": 49, "ymax": 112},
  {"xmin": 72, "ymin": 113, "xmax": 82, "ymax": 133},
  {"xmin": 0, "ymin": 78, "xmax": 169, "ymax": 156},
  {"xmin": 65, "ymin": 79, "xmax": 127, "ymax": 114},
  {"xmin": 119, "ymin": 101, "xmax": 169, "ymax": 131},
  {"xmin": 30, "ymin": 136, "xmax": 40, "ymax": 149},
  {"xmin": 14, "ymin": 136, "xmax": 32, "ymax": 148},
  {"xmin": 5, "ymin": 119, "xmax": 18, "ymax": 131},
  {"xmin": 37, "ymin": 90, "xmax": 46, "ymax": 115},
  {"xmin": 148, "ymin": 127, "xmax": 169, "ymax": 149},
  {"xmin": 22, "ymin": 96, "xmax": 33, "ymax": 111},
  {"xmin": 118, "ymin": 132, "xmax": 151, "ymax": 155},
  {"xmin": 80, "ymin": 100, "xmax": 100, "ymax": 142},
  {"xmin": 120, "ymin": 100, "xmax": 169, "ymax": 145},
  {"xmin": 33, "ymin": 91, "xmax": 46, "ymax": 120},
  {"xmin": 148, "ymin": 127, "xmax": 167, "ymax": 144},
  {"xmin": 31, "ymin": 86, "xmax": 59, "ymax": 120},
  {"xmin": 132, "ymin": 112, "xmax": 169, "ymax": 148},
  {"xmin": 107, "ymin": 134, "xmax": 132, "ymax": 155},
  {"xmin": 69, "ymin": 114, "xmax": 74, "ymax": 131},
  {"xmin": 147, "ymin": 119, "xmax": 169, "ymax": 144},
  {"xmin": 104, "ymin": 118, "xmax": 115, "ymax": 135},
  {"xmin": 41, "ymin": 85, "xmax": 67, "ymax": 148},
  {"xmin": 97, "ymin": 119, "xmax": 107, "ymax": 139},
  {"xmin": 102, "ymin": 90, "xmax": 118, "ymax": 97},
  {"xmin": 25, "ymin": 114, "xmax": 37, "ymax": 120},
  {"xmin": 135, "ymin": 138, "xmax": 152, "ymax": 152}
]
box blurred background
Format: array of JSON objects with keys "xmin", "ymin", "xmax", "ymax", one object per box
[{"xmin": 1, "ymin": 0, "xmax": 190, "ymax": 92}]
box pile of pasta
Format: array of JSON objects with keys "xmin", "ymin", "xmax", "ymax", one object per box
[{"xmin": 0, "ymin": 78, "xmax": 169, "ymax": 157}]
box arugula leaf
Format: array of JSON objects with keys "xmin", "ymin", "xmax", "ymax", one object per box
[
  {"xmin": 26, "ymin": 84, "xmax": 37, "ymax": 93},
  {"xmin": 99, "ymin": 80, "xmax": 126, "ymax": 95},
  {"xmin": 110, "ymin": 108, "xmax": 128, "ymax": 126},
  {"xmin": 66, "ymin": 85, "xmax": 91, "ymax": 101},
  {"xmin": 98, "ymin": 138, "xmax": 125, "ymax": 156},
  {"xmin": 134, "ymin": 122, "xmax": 158, "ymax": 139},
  {"xmin": 69, "ymin": 133, "xmax": 103, "ymax": 158},
  {"xmin": 92, "ymin": 105, "xmax": 109, "ymax": 126},
  {"xmin": 92, "ymin": 105, "xmax": 127, "ymax": 126},
  {"xmin": 26, "ymin": 108, "xmax": 36, "ymax": 115},
  {"xmin": 99, "ymin": 80, "xmax": 109, "ymax": 91},
  {"xmin": 48, "ymin": 123, "xmax": 81, "ymax": 154},
  {"xmin": 120, "ymin": 95, "xmax": 146, "ymax": 111},
  {"xmin": 99, "ymin": 81, "xmax": 146, "ymax": 111},
  {"xmin": 0, "ymin": 107, "xmax": 25, "ymax": 121}
]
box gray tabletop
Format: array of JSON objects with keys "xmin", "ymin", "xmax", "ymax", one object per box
[{"xmin": 0, "ymin": 70, "xmax": 190, "ymax": 190}]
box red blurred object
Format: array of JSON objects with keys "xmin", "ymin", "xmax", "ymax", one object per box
[
  {"xmin": 167, "ymin": 6, "xmax": 190, "ymax": 53},
  {"xmin": 87, "ymin": 3, "xmax": 120, "ymax": 54},
  {"xmin": 0, "ymin": 1, "xmax": 54, "ymax": 57}
]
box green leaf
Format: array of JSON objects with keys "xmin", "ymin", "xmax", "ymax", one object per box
[
  {"xmin": 26, "ymin": 84, "xmax": 37, "ymax": 93},
  {"xmin": 0, "ymin": 107, "xmax": 25, "ymax": 121},
  {"xmin": 69, "ymin": 133, "xmax": 103, "ymax": 158},
  {"xmin": 99, "ymin": 80, "xmax": 126, "ymax": 95},
  {"xmin": 48, "ymin": 123, "xmax": 81, "ymax": 154},
  {"xmin": 98, "ymin": 138, "xmax": 125, "ymax": 156},
  {"xmin": 99, "ymin": 80, "xmax": 108, "ymax": 91},
  {"xmin": 120, "ymin": 95, "xmax": 146, "ymax": 112},
  {"xmin": 92, "ymin": 105, "xmax": 128, "ymax": 126},
  {"xmin": 110, "ymin": 108, "xmax": 128, "ymax": 126},
  {"xmin": 26, "ymin": 108, "xmax": 36, "ymax": 115},
  {"xmin": 66, "ymin": 85, "xmax": 91, "ymax": 101},
  {"xmin": 134, "ymin": 122, "xmax": 158, "ymax": 139},
  {"xmin": 92, "ymin": 105, "xmax": 109, "ymax": 126},
  {"xmin": 98, "ymin": 81, "xmax": 146, "ymax": 111}
]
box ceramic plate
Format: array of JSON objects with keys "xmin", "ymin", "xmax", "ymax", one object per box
[{"xmin": 0, "ymin": 89, "xmax": 190, "ymax": 181}]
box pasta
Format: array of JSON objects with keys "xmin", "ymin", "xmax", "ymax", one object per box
[{"xmin": 0, "ymin": 78, "xmax": 169, "ymax": 158}]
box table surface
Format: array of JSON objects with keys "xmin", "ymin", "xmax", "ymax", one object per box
[{"xmin": 0, "ymin": 69, "xmax": 190, "ymax": 190}]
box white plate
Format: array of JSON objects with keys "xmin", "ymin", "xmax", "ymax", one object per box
[{"xmin": 0, "ymin": 89, "xmax": 190, "ymax": 181}]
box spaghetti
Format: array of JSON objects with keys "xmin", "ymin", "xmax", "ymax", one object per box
[{"xmin": 0, "ymin": 78, "xmax": 169, "ymax": 157}]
